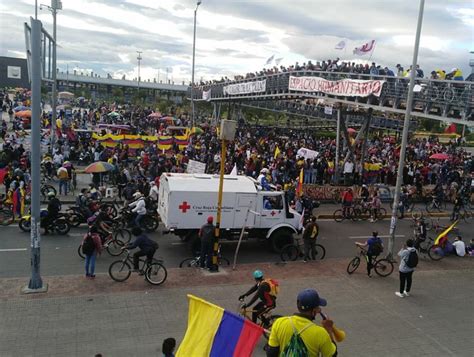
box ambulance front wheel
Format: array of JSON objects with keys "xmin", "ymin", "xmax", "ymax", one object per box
[{"xmin": 270, "ymin": 229, "xmax": 294, "ymax": 253}]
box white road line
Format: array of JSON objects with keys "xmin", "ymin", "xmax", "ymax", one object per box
[
  {"xmin": 69, "ymin": 233, "xmax": 85, "ymax": 237},
  {"xmin": 171, "ymin": 242, "xmax": 186, "ymax": 245},
  {"xmin": 0, "ymin": 248, "xmax": 27, "ymax": 252},
  {"xmin": 348, "ymin": 235, "xmax": 405, "ymax": 239}
]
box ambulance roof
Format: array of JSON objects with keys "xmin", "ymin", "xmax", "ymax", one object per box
[{"xmin": 162, "ymin": 173, "xmax": 258, "ymax": 193}]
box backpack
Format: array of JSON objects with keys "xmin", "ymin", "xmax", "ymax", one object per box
[
  {"xmin": 405, "ymin": 250, "xmax": 418, "ymax": 268},
  {"xmin": 263, "ymin": 279, "xmax": 279, "ymax": 297},
  {"xmin": 82, "ymin": 234, "xmax": 95, "ymax": 255},
  {"xmin": 369, "ymin": 238, "xmax": 383, "ymax": 256},
  {"xmin": 281, "ymin": 317, "xmax": 312, "ymax": 357}
]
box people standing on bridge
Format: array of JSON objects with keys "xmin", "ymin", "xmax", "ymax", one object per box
[{"xmin": 199, "ymin": 216, "xmax": 215, "ymax": 269}]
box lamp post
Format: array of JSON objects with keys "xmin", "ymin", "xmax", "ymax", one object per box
[
  {"xmin": 136, "ymin": 51, "xmax": 142, "ymax": 96},
  {"xmin": 191, "ymin": 0, "xmax": 202, "ymax": 128},
  {"xmin": 387, "ymin": 0, "xmax": 425, "ymax": 260},
  {"xmin": 40, "ymin": 0, "xmax": 62, "ymax": 154}
]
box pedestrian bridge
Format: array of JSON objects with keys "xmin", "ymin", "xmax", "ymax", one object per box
[{"xmin": 191, "ymin": 71, "xmax": 474, "ymax": 125}]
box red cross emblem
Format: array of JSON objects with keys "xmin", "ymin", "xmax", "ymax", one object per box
[
  {"xmin": 271, "ymin": 211, "xmax": 276, "ymax": 216},
  {"xmin": 179, "ymin": 201, "xmax": 191, "ymax": 213}
]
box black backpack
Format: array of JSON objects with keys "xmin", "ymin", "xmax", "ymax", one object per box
[
  {"xmin": 405, "ymin": 250, "xmax": 418, "ymax": 268},
  {"xmin": 82, "ymin": 234, "xmax": 95, "ymax": 256}
]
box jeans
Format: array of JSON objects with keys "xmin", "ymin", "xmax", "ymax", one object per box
[
  {"xmin": 133, "ymin": 248, "xmax": 156, "ymax": 270},
  {"xmin": 85, "ymin": 252, "xmax": 96, "ymax": 276},
  {"xmin": 399, "ymin": 271, "xmax": 413, "ymax": 293},
  {"xmin": 367, "ymin": 254, "xmax": 376, "ymax": 276},
  {"xmin": 59, "ymin": 179, "xmax": 68, "ymax": 195},
  {"xmin": 200, "ymin": 239, "xmax": 214, "ymax": 268},
  {"xmin": 134, "ymin": 213, "xmax": 145, "ymax": 228},
  {"xmin": 303, "ymin": 239, "xmax": 316, "ymax": 260}
]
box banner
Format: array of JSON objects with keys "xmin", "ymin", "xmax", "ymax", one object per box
[
  {"xmin": 297, "ymin": 147, "xmax": 319, "ymax": 160},
  {"xmin": 187, "ymin": 159, "xmax": 206, "ymax": 174},
  {"xmin": 289, "ymin": 76, "xmax": 385, "ymax": 97},
  {"xmin": 223, "ymin": 80, "xmax": 266, "ymax": 96},
  {"xmin": 202, "ymin": 89, "xmax": 211, "ymax": 101}
]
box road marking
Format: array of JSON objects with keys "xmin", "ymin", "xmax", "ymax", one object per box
[
  {"xmin": 69, "ymin": 233, "xmax": 85, "ymax": 237},
  {"xmin": 0, "ymin": 248, "xmax": 27, "ymax": 252},
  {"xmin": 171, "ymin": 242, "xmax": 186, "ymax": 245},
  {"xmin": 348, "ymin": 235, "xmax": 405, "ymax": 239}
]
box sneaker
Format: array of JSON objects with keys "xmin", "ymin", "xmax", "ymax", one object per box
[
  {"xmin": 395, "ymin": 292, "xmax": 405, "ymax": 298},
  {"xmin": 403, "ymin": 291, "xmax": 410, "ymax": 297},
  {"xmin": 303, "ymin": 259, "xmax": 308, "ymax": 263},
  {"xmin": 90, "ymin": 275, "xmax": 96, "ymax": 279}
]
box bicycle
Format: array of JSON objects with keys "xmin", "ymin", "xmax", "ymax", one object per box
[
  {"xmin": 179, "ymin": 244, "xmax": 230, "ymax": 268},
  {"xmin": 109, "ymin": 249, "xmax": 168, "ymax": 286},
  {"xmin": 280, "ymin": 236, "xmax": 326, "ymax": 262},
  {"xmin": 354, "ymin": 201, "xmax": 387, "ymax": 222},
  {"xmin": 413, "ymin": 231, "xmax": 444, "ymax": 261},
  {"xmin": 346, "ymin": 246, "xmax": 394, "ymax": 277},
  {"xmin": 0, "ymin": 199, "xmax": 14, "ymax": 226},
  {"xmin": 425, "ymin": 195, "xmax": 447, "ymax": 213},
  {"xmin": 77, "ymin": 230, "xmax": 129, "ymax": 259},
  {"xmin": 238, "ymin": 298, "xmax": 282, "ymax": 339},
  {"xmin": 333, "ymin": 206, "xmax": 360, "ymax": 222}
]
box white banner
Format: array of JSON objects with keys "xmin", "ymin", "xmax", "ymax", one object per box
[
  {"xmin": 223, "ymin": 79, "xmax": 266, "ymax": 96},
  {"xmin": 186, "ymin": 159, "xmax": 206, "ymax": 174},
  {"xmin": 288, "ymin": 76, "xmax": 385, "ymax": 97},
  {"xmin": 324, "ymin": 106, "xmax": 333, "ymax": 115},
  {"xmin": 297, "ymin": 147, "xmax": 319, "ymax": 160}
]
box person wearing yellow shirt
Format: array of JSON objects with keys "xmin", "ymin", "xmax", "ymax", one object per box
[{"xmin": 267, "ymin": 289, "xmax": 338, "ymax": 357}]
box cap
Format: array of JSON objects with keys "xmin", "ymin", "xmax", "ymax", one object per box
[
  {"xmin": 297, "ymin": 289, "xmax": 327, "ymax": 311},
  {"xmin": 207, "ymin": 216, "xmax": 213, "ymax": 223}
]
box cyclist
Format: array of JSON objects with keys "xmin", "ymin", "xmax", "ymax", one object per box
[
  {"xmin": 303, "ymin": 216, "xmax": 319, "ymax": 262},
  {"xmin": 413, "ymin": 218, "xmax": 427, "ymax": 250},
  {"xmin": 266, "ymin": 288, "xmax": 337, "ymax": 357},
  {"xmin": 123, "ymin": 227, "xmax": 158, "ymax": 274},
  {"xmin": 42, "ymin": 191, "xmax": 61, "ymax": 235},
  {"xmin": 355, "ymin": 231, "xmax": 383, "ymax": 277},
  {"xmin": 450, "ymin": 194, "xmax": 462, "ymax": 221},
  {"xmin": 239, "ymin": 270, "xmax": 278, "ymax": 323},
  {"xmin": 129, "ymin": 191, "xmax": 146, "ymax": 228},
  {"xmin": 88, "ymin": 206, "xmax": 113, "ymax": 244},
  {"xmin": 341, "ymin": 187, "xmax": 353, "ymax": 218},
  {"xmin": 360, "ymin": 184, "xmax": 370, "ymax": 203}
]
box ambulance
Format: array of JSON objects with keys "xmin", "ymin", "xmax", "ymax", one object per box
[{"xmin": 158, "ymin": 173, "xmax": 302, "ymax": 252}]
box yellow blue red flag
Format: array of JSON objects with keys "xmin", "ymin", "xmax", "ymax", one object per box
[{"xmin": 434, "ymin": 220, "xmax": 458, "ymax": 246}]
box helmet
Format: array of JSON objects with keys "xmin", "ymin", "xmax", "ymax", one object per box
[
  {"xmin": 253, "ymin": 270, "xmax": 263, "ymax": 279},
  {"xmin": 47, "ymin": 191, "xmax": 56, "ymax": 198},
  {"xmin": 372, "ymin": 231, "xmax": 378, "ymax": 236}
]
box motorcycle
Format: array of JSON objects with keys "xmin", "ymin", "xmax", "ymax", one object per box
[
  {"xmin": 19, "ymin": 209, "xmax": 71, "ymax": 235},
  {"xmin": 118, "ymin": 207, "xmax": 158, "ymax": 233}
]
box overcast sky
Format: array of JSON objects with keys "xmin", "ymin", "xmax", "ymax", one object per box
[{"xmin": 0, "ymin": 0, "xmax": 472, "ymax": 83}]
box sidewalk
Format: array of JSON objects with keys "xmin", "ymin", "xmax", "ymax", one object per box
[{"xmin": 0, "ymin": 257, "xmax": 472, "ymax": 356}]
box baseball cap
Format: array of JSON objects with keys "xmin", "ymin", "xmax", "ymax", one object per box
[
  {"xmin": 207, "ymin": 216, "xmax": 213, "ymax": 223},
  {"xmin": 297, "ymin": 289, "xmax": 327, "ymax": 311}
]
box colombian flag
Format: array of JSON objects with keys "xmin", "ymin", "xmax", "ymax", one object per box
[
  {"xmin": 296, "ymin": 168, "xmax": 304, "ymax": 197},
  {"xmin": 434, "ymin": 220, "xmax": 458, "ymax": 246},
  {"xmin": 176, "ymin": 295, "xmax": 264, "ymax": 357}
]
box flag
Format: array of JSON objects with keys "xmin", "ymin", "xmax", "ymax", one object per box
[
  {"xmin": 202, "ymin": 89, "xmax": 212, "ymax": 101},
  {"xmin": 274, "ymin": 146, "xmax": 281, "ymax": 159},
  {"xmin": 265, "ymin": 54, "xmax": 275, "ymax": 65},
  {"xmin": 296, "ymin": 168, "xmax": 304, "ymax": 198},
  {"xmin": 444, "ymin": 123, "xmax": 457, "ymax": 134},
  {"xmin": 353, "ymin": 40, "xmax": 376, "ymax": 56},
  {"xmin": 176, "ymin": 295, "xmax": 264, "ymax": 357},
  {"xmin": 275, "ymin": 57, "xmax": 283, "ymax": 65},
  {"xmin": 230, "ymin": 164, "xmax": 238, "ymax": 176},
  {"xmin": 434, "ymin": 220, "xmax": 458, "ymax": 246},
  {"xmin": 335, "ymin": 40, "xmax": 346, "ymax": 50}
]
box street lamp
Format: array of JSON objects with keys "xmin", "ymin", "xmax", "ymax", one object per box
[
  {"xmin": 40, "ymin": 0, "xmax": 62, "ymax": 154},
  {"xmin": 191, "ymin": 0, "xmax": 202, "ymax": 128},
  {"xmin": 137, "ymin": 51, "xmax": 142, "ymax": 94}
]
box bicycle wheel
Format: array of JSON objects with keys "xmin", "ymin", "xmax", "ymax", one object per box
[
  {"xmin": 114, "ymin": 228, "xmax": 131, "ymax": 243},
  {"xmin": 350, "ymin": 208, "xmax": 361, "ymax": 221},
  {"xmin": 106, "ymin": 239, "xmax": 125, "ymax": 256},
  {"xmin": 428, "ymin": 245, "xmax": 444, "ymax": 261},
  {"xmin": 313, "ymin": 244, "xmax": 326, "ymax": 260},
  {"xmin": 0, "ymin": 208, "xmax": 14, "ymax": 226},
  {"xmin": 353, "ymin": 205, "xmax": 368, "ymax": 221},
  {"xmin": 218, "ymin": 256, "xmax": 230, "ymax": 266},
  {"xmin": 375, "ymin": 208, "xmax": 387, "ymax": 221},
  {"xmin": 77, "ymin": 244, "xmax": 85, "ymax": 259},
  {"xmin": 145, "ymin": 262, "xmax": 167, "ymax": 285},
  {"xmin": 262, "ymin": 314, "xmax": 283, "ymax": 339},
  {"xmin": 280, "ymin": 244, "xmax": 299, "ymax": 261},
  {"xmin": 333, "ymin": 209, "xmax": 344, "ymax": 223},
  {"xmin": 109, "ymin": 260, "xmax": 131, "ymax": 282},
  {"xmin": 179, "ymin": 257, "xmax": 199, "ymax": 268},
  {"xmin": 346, "ymin": 257, "xmax": 360, "ymax": 274},
  {"xmin": 142, "ymin": 216, "xmax": 158, "ymax": 232},
  {"xmin": 19, "ymin": 218, "xmax": 31, "ymax": 232},
  {"xmin": 374, "ymin": 259, "xmax": 394, "ymax": 277}
]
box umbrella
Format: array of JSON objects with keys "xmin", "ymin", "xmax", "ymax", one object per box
[
  {"xmin": 58, "ymin": 91, "xmax": 74, "ymax": 98},
  {"xmin": 84, "ymin": 161, "xmax": 114, "ymax": 173},
  {"xmin": 430, "ymin": 153, "xmax": 450, "ymax": 160},
  {"xmin": 77, "ymin": 96, "xmax": 85, "ymax": 100},
  {"xmin": 108, "ymin": 111, "xmax": 120, "ymax": 117},
  {"xmin": 147, "ymin": 112, "xmax": 162, "ymax": 118},
  {"xmin": 15, "ymin": 110, "xmax": 32, "ymax": 118},
  {"xmin": 347, "ymin": 128, "xmax": 357, "ymax": 134},
  {"xmin": 14, "ymin": 105, "xmax": 30, "ymax": 112},
  {"xmin": 160, "ymin": 116, "xmax": 176, "ymax": 121}
]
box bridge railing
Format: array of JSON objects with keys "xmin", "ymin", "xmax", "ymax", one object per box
[{"xmin": 191, "ymin": 70, "xmax": 473, "ymax": 121}]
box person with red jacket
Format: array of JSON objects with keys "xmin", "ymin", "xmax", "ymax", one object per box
[{"xmin": 341, "ymin": 188, "xmax": 354, "ymax": 218}]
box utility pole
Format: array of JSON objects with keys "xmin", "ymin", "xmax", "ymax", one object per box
[
  {"xmin": 137, "ymin": 51, "xmax": 142, "ymax": 97},
  {"xmin": 41, "ymin": 0, "xmax": 62, "ymax": 155},
  {"xmin": 388, "ymin": 0, "xmax": 425, "ymax": 260},
  {"xmin": 191, "ymin": 1, "xmax": 202, "ymax": 128}
]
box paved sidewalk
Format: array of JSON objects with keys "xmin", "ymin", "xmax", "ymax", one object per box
[{"xmin": 0, "ymin": 257, "xmax": 472, "ymax": 356}]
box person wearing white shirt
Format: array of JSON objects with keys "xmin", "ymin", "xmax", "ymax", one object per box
[
  {"xmin": 148, "ymin": 182, "xmax": 159, "ymax": 202},
  {"xmin": 452, "ymin": 236, "xmax": 466, "ymax": 257},
  {"xmin": 343, "ymin": 159, "xmax": 354, "ymax": 186},
  {"xmin": 129, "ymin": 192, "xmax": 147, "ymax": 228}
]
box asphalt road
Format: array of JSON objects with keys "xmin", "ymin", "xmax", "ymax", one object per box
[{"xmin": 0, "ymin": 216, "xmax": 465, "ymax": 279}]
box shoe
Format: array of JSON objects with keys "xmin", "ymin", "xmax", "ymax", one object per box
[
  {"xmin": 403, "ymin": 291, "xmax": 410, "ymax": 297},
  {"xmin": 90, "ymin": 275, "xmax": 96, "ymax": 279},
  {"xmin": 395, "ymin": 292, "xmax": 405, "ymax": 298},
  {"xmin": 303, "ymin": 259, "xmax": 308, "ymax": 263},
  {"xmin": 85, "ymin": 274, "xmax": 90, "ymax": 278}
]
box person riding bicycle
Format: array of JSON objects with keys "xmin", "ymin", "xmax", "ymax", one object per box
[
  {"xmin": 128, "ymin": 191, "xmax": 146, "ymax": 228},
  {"xmin": 360, "ymin": 184, "xmax": 370, "ymax": 203},
  {"xmin": 88, "ymin": 206, "xmax": 113, "ymax": 244},
  {"xmin": 413, "ymin": 218, "xmax": 427, "ymax": 249},
  {"xmin": 42, "ymin": 191, "xmax": 61, "ymax": 234},
  {"xmin": 123, "ymin": 227, "xmax": 158, "ymax": 274},
  {"xmin": 355, "ymin": 231, "xmax": 383, "ymax": 277},
  {"xmin": 239, "ymin": 270, "xmax": 278, "ymax": 323},
  {"xmin": 341, "ymin": 188, "xmax": 353, "ymax": 218},
  {"xmin": 450, "ymin": 194, "xmax": 462, "ymax": 221}
]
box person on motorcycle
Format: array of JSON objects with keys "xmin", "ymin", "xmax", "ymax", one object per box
[
  {"xmin": 42, "ymin": 191, "xmax": 61, "ymax": 234},
  {"xmin": 239, "ymin": 270, "xmax": 278, "ymax": 323},
  {"xmin": 129, "ymin": 191, "xmax": 146, "ymax": 228},
  {"xmin": 76, "ymin": 188, "xmax": 92, "ymax": 218}
]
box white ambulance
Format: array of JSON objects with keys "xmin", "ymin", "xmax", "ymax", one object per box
[{"xmin": 158, "ymin": 173, "xmax": 302, "ymax": 252}]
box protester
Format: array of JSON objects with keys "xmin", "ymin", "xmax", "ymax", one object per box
[{"xmin": 396, "ymin": 239, "xmax": 417, "ymax": 298}]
